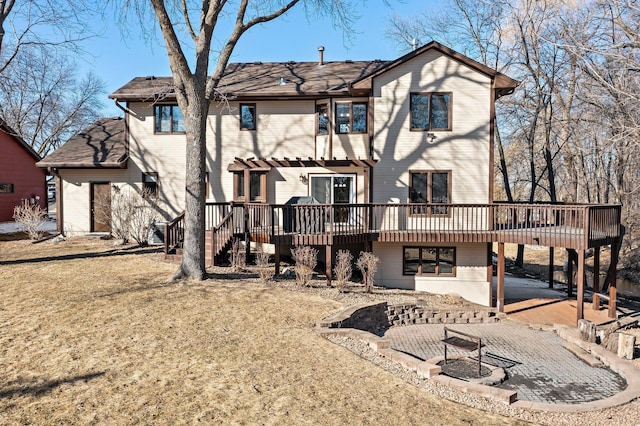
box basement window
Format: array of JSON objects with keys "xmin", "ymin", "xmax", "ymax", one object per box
[{"xmin": 403, "ymin": 246, "xmax": 456, "ymax": 276}]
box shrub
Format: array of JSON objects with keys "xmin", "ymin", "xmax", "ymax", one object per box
[
  {"xmin": 13, "ymin": 200, "xmax": 47, "ymax": 240},
  {"xmin": 255, "ymin": 248, "xmax": 272, "ymax": 283},
  {"xmin": 230, "ymin": 238, "xmax": 246, "ymax": 272},
  {"xmin": 356, "ymin": 251, "xmax": 379, "ymax": 293},
  {"xmin": 291, "ymin": 246, "xmax": 318, "ymax": 287},
  {"xmin": 334, "ymin": 249, "xmax": 353, "ymax": 293}
]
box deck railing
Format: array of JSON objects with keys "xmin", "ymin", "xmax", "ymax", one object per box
[
  {"xmin": 196, "ymin": 202, "xmax": 621, "ymax": 255},
  {"xmin": 164, "ymin": 211, "xmax": 185, "ymax": 254}
]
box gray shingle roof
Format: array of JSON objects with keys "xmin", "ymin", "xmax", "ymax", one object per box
[
  {"xmin": 37, "ymin": 117, "xmax": 127, "ymax": 169},
  {"xmin": 109, "ymin": 60, "xmax": 390, "ymax": 101}
]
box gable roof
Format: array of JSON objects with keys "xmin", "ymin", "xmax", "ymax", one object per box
[
  {"xmin": 109, "ymin": 41, "xmax": 517, "ymax": 102},
  {"xmin": 37, "ymin": 117, "xmax": 127, "ymax": 169},
  {"xmin": 351, "ymin": 41, "xmax": 518, "ymax": 97},
  {"xmin": 0, "ymin": 118, "xmax": 41, "ymax": 161}
]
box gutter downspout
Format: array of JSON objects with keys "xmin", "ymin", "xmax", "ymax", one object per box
[
  {"xmin": 48, "ymin": 167, "xmax": 63, "ymax": 235},
  {"xmin": 113, "ymin": 100, "xmax": 140, "ymax": 119}
]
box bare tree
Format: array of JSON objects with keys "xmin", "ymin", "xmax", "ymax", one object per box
[
  {"xmin": 0, "ymin": 46, "xmax": 104, "ymax": 156},
  {"xmin": 118, "ymin": 0, "xmax": 355, "ymax": 281},
  {"xmin": 0, "ymin": 0, "xmax": 94, "ymax": 74}
]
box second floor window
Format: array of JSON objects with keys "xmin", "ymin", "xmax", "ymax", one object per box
[
  {"xmin": 410, "ymin": 93, "xmax": 451, "ymax": 131},
  {"xmin": 409, "ymin": 170, "xmax": 451, "ymax": 215},
  {"xmin": 240, "ymin": 103, "xmax": 257, "ymax": 130},
  {"xmin": 154, "ymin": 105, "xmax": 185, "ymax": 133},
  {"xmin": 316, "ymin": 104, "xmax": 329, "ymax": 135},
  {"xmin": 336, "ymin": 102, "xmax": 367, "ymax": 134}
]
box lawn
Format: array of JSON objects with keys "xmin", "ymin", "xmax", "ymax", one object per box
[{"xmin": 0, "ymin": 238, "xmax": 526, "ymax": 425}]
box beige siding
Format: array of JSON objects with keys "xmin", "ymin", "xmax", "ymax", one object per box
[
  {"xmin": 372, "ymin": 242, "xmax": 491, "ymax": 306},
  {"xmin": 127, "ymin": 102, "xmax": 187, "ymax": 216},
  {"xmin": 128, "ymin": 100, "xmax": 370, "ymax": 208},
  {"xmin": 372, "ymin": 50, "xmax": 492, "ymax": 205},
  {"xmin": 60, "ymin": 169, "xmax": 130, "ymax": 235}
]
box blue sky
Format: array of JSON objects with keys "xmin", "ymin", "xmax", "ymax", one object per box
[{"xmin": 84, "ymin": 1, "xmax": 440, "ymax": 116}]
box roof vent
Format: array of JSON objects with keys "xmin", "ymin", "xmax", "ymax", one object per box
[
  {"xmin": 318, "ymin": 46, "xmax": 325, "ymax": 65},
  {"xmin": 279, "ymin": 77, "xmax": 286, "ymax": 86}
]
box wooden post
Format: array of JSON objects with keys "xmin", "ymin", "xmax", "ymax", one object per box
[
  {"xmin": 244, "ymin": 205, "xmax": 251, "ymax": 262},
  {"xmin": 592, "ymin": 247, "xmax": 600, "ymax": 310},
  {"xmin": 497, "ymin": 242, "xmax": 505, "ymax": 312},
  {"xmin": 577, "ymin": 249, "xmax": 585, "ymax": 325},
  {"xmin": 566, "ymin": 249, "xmax": 574, "ymax": 298},
  {"xmin": 210, "ymin": 229, "xmax": 216, "ymax": 267},
  {"xmin": 487, "ymin": 243, "xmax": 493, "ymax": 307},
  {"xmin": 548, "ymin": 246, "xmax": 554, "ymax": 289},
  {"xmin": 274, "ymin": 245, "xmax": 280, "ymax": 276},
  {"xmin": 325, "ymin": 245, "xmax": 332, "ymax": 286},
  {"xmin": 608, "ymin": 240, "xmax": 619, "ymax": 318}
]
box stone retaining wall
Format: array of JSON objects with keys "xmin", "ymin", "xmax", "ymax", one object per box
[
  {"xmin": 387, "ymin": 304, "xmax": 498, "ymax": 326},
  {"xmin": 318, "ymin": 302, "xmax": 499, "ymax": 334}
]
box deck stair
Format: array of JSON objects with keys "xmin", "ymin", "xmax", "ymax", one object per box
[{"xmin": 165, "ymin": 207, "xmax": 239, "ymax": 266}]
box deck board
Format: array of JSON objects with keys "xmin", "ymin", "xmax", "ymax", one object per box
[{"xmin": 505, "ymin": 298, "xmax": 614, "ymax": 326}]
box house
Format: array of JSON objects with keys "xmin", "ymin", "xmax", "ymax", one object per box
[
  {"xmin": 38, "ymin": 42, "xmax": 621, "ymax": 322},
  {"xmin": 0, "ymin": 119, "xmax": 47, "ymax": 222},
  {"xmin": 37, "ymin": 117, "xmax": 126, "ymax": 234}
]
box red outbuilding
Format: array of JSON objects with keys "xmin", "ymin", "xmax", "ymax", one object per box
[{"xmin": 0, "ymin": 119, "xmax": 46, "ymax": 222}]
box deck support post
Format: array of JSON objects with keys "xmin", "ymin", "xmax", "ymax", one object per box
[
  {"xmin": 497, "ymin": 242, "xmax": 505, "ymax": 312},
  {"xmin": 577, "ymin": 249, "xmax": 585, "ymax": 325},
  {"xmin": 325, "ymin": 245, "xmax": 332, "ymax": 286},
  {"xmin": 274, "ymin": 245, "xmax": 280, "ymax": 276},
  {"xmin": 244, "ymin": 205, "xmax": 251, "ymax": 263},
  {"xmin": 487, "ymin": 243, "xmax": 493, "ymax": 307},
  {"xmin": 566, "ymin": 249, "xmax": 574, "ymax": 298},
  {"xmin": 548, "ymin": 247, "xmax": 554, "ymax": 289},
  {"xmin": 592, "ymin": 247, "xmax": 600, "ymax": 310},
  {"xmin": 608, "ymin": 240, "xmax": 619, "ymax": 318}
]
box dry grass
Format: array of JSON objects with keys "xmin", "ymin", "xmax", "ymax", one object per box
[{"xmin": 0, "ymin": 238, "xmax": 526, "ymax": 425}]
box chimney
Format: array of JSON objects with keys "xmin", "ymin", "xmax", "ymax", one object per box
[{"xmin": 318, "ymin": 46, "xmax": 325, "ymax": 65}]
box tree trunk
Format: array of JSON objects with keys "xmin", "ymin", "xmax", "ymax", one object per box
[
  {"xmin": 173, "ymin": 91, "xmax": 209, "ymax": 281},
  {"xmin": 495, "ymin": 121, "xmax": 514, "ymax": 201}
]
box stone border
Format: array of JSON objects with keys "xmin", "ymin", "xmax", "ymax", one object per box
[
  {"xmin": 508, "ymin": 324, "xmax": 640, "ymax": 413},
  {"xmin": 317, "ymin": 303, "xmax": 640, "ymax": 412}
]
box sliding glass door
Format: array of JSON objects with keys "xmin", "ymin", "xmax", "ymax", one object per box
[{"xmin": 310, "ymin": 174, "xmax": 355, "ymax": 223}]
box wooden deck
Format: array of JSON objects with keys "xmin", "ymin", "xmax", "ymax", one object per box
[
  {"xmin": 238, "ymin": 202, "xmax": 621, "ymax": 250},
  {"xmin": 504, "ymin": 298, "xmax": 616, "ymax": 326}
]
